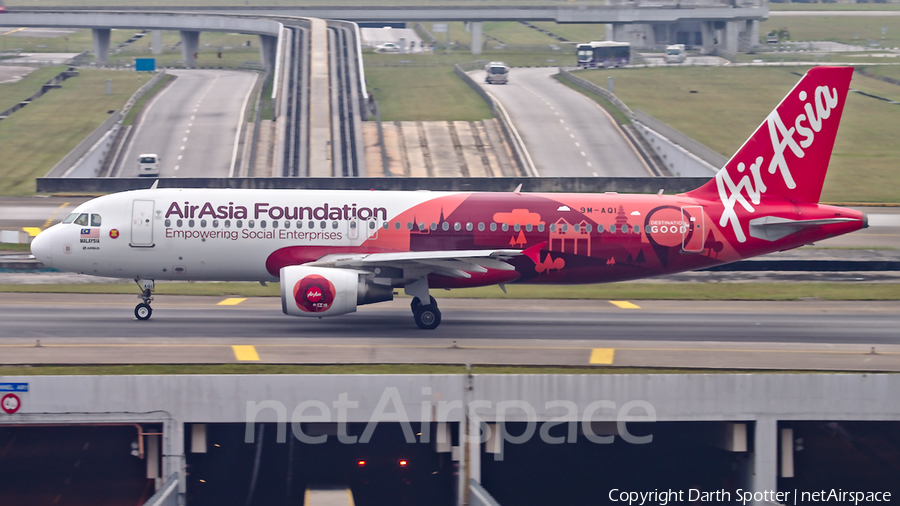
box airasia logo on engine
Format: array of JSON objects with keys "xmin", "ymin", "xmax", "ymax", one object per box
[{"xmin": 293, "ymin": 275, "xmax": 336, "ymax": 313}]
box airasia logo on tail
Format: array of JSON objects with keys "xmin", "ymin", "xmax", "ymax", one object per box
[
  {"xmin": 713, "ymin": 67, "xmax": 851, "ymax": 243},
  {"xmin": 293, "ymin": 275, "xmax": 336, "ymax": 313}
]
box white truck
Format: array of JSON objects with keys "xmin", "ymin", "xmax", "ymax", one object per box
[
  {"xmin": 137, "ymin": 154, "xmax": 160, "ymax": 177},
  {"xmin": 484, "ymin": 61, "xmax": 509, "ymax": 85},
  {"xmin": 665, "ymin": 44, "xmax": 686, "ymax": 64}
]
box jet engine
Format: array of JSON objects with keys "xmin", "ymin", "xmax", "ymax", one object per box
[{"xmin": 280, "ymin": 265, "xmax": 393, "ymax": 317}]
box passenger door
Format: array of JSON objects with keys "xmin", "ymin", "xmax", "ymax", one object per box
[{"xmin": 131, "ymin": 200, "xmax": 155, "ymax": 247}]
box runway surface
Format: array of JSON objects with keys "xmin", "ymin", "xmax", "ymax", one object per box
[
  {"xmin": 1, "ymin": 294, "xmax": 898, "ymax": 371},
  {"xmin": 116, "ymin": 69, "xmax": 257, "ymax": 178},
  {"xmin": 470, "ymin": 67, "xmax": 649, "ymax": 177}
]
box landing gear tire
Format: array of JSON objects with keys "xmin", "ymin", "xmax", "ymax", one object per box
[
  {"xmin": 412, "ymin": 296, "xmax": 441, "ymax": 330},
  {"xmin": 135, "ymin": 303, "xmax": 152, "ymax": 321}
]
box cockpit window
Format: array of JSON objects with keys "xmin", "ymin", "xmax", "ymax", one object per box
[
  {"xmin": 74, "ymin": 213, "xmax": 89, "ymax": 226},
  {"xmin": 62, "ymin": 213, "xmax": 78, "ymax": 224},
  {"xmin": 91, "ymin": 214, "xmax": 102, "ymax": 227}
]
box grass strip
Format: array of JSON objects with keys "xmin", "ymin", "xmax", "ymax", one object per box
[
  {"xmin": 0, "ymin": 69, "xmax": 145, "ymax": 195},
  {"xmin": 0, "ymin": 364, "xmax": 853, "ymax": 376},
  {"xmin": 0, "ymin": 243, "xmax": 33, "ymax": 252},
  {"xmin": 0, "ymin": 65, "xmax": 67, "ymax": 113},
  {"xmin": 122, "ymin": 73, "xmax": 175, "ymax": 126},
  {"xmin": 0, "ymin": 282, "xmax": 897, "ymax": 300}
]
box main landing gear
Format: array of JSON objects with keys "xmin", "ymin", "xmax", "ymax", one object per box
[
  {"xmin": 134, "ymin": 279, "xmax": 155, "ymax": 321},
  {"xmin": 411, "ymin": 296, "xmax": 441, "ymax": 330}
]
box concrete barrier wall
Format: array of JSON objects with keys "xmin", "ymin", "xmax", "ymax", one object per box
[
  {"xmin": 36, "ymin": 176, "xmax": 712, "ymax": 194},
  {"xmin": 634, "ymin": 110, "xmax": 727, "ymax": 170},
  {"xmin": 634, "ymin": 121, "xmax": 719, "ymax": 177}
]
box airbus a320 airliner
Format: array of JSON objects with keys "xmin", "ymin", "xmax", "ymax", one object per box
[{"xmin": 31, "ymin": 67, "xmax": 866, "ymax": 329}]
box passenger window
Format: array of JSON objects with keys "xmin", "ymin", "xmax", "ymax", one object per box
[
  {"xmin": 177, "ymin": 219, "xmax": 183, "ymax": 227},
  {"xmin": 585, "ymin": 224, "xmax": 593, "ymax": 233},
  {"xmin": 320, "ymin": 221, "xmax": 326, "ymax": 229},
  {"xmin": 430, "ymin": 222, "xmax": 437, "ymax": 231},
  {"xmin": 62, "ymin": 213, "xmax": 78, "ymax": 224},
  {"xmin": 165, "ymin": 219, "xmax": 171, "ymax": 227},
  {"xmin": 189, "ymin": 219, "xmax": 195, "ymax": 228},
  {"xmin": 285, "ymin": 221, "xmax": 291, "ymax": 229},
  {"xmin": 225, "ymin": 220, "xmax": 231, "ymax": 228},
  {"xmin": 525, "ymin": 224, "xmax": 532, "ymax": 232},
  {"xmin": 74, "ymin": 214, "xmax": 89, "ymax": 226},
  {"xmin": 332, "ymin": 221, "xmax": 339, "ymax": 229},
  {"xmin": 213, "ymin": 220, "xmax": 219, "ymax": 228},
  {"xmin": 200, "ymin": 220, "xmax": 207, "ymax": 228},
  {"xmin": 309, "ymin": 221, "xmax": 315, "ymax": 229},
  {"xmin": 610, "ymin": 225, "xmax": 617, "ymax": 233},
  {"xmin": 574, "ymin": 224, "xmax": 580, "ymax": 232},
  {"xmin": 562, "ymin": 224, "xmax": 568, "ymax": 232},
  {"xmin": 538, "ymin": 224, "xmax": 545, "ymax": 232},
  {"xmin": 272, "ymin": 221, "xmax": 278, "ymax": 229},
  {"xmin": 466, "ymin": 223, "xmax": 473, "ymax": 232},
  {"xmin": 91, "ymin": 214, "xmax": 102, "ymax": 227},
  {"xmin": 634, "ymin": 225, "xmax": 640, "ymax": 234},
  {"xmin": 549, "ymin": 224, "xmax": 556, "ymax": 232},
  {"xmin": 514, "ymin": 224, "xmax": 520, "ymax": 232},
  {"xmin": 597, "ymin": 224, "xmax": 604, "ymax": 233},
  {"xmin": 406, "ymin": 222, "xmax": 413, "ymax": 231},
  {"xmin": 490, "ymin": 223, "xmax": 497, "ymax": 232},
  {"xmin": 454, "ymin": 222, "xmax": 461, "ymax": 231},
  {"xmin": 260, "ymin": 220, "xmax": 267, "ymax": 229},
  {"xmin": 418, "ymin": 222, "xmax": 425, "ymax": 231},
  {"xmin": 502, "ymin": 223, "xmax": 509, "ymax": 232},
  {"xmin": 382, "ymin": 222, "xmax": 389, "ymax": 230},
  {"xmin": 236, "ymin": 220, "xmax": 243, "ymax": 228},
  {"xmin": 369, "ymin": 221, "xmax": 376, "ymax": 230},
  {"xmin": 394, "ymin": 222, "xmax": 401, "ymax": 230},
  {"xmin": 442, "ymin": 222, "xmax": 450, "ymax": 231},
  {"xmin": 622, "ymin": 224, "xmax": 629, "ymax": 233},
  {"xmin": 248, "ymin": 220, "xmax": 255, "ymax": 229},
  {"xmin": 478, "ymin": 222, "xmax": 485, "ymax": 232}
]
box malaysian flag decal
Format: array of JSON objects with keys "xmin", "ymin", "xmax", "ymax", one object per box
[{"xmin": 80, "ymin": 228, "xmax": 99, "ymax": 238}]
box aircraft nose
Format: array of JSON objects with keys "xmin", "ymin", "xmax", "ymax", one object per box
[{"xmin": 30, "ymin": 230, "xmax": 52, "ymax": 267}]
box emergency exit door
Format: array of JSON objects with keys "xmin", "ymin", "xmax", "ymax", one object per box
[
  {"xmin": 681, "ymin": 206, "xmax": 705, "ymax": 252},
  {"xmin": 131, "ymin": 200, "xmax": 155, "ymax": 247}
]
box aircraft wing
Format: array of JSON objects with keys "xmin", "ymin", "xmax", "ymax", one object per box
[{"xmin": 308, "ymin": 249, "xmax": 522, "ymax": 279}]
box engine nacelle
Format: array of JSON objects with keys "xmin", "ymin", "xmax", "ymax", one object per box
[{"xmin": 280, "ymin": 265, "xmax": 393, "ymax": 317}]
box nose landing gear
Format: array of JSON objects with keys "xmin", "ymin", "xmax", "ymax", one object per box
[{"xmin": 134, "ymin": 279, "xmax": 155, "ymax": 321}]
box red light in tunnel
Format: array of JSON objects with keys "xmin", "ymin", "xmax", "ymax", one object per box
[
  {"xmin": 399, "ymin": 459, "xmax": 408, "ymax": 467},
  {"xmin": 357, "ymin": 460, "xmax": 366, "ymax": 467}
]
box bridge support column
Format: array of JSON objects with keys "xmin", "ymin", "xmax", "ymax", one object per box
[
  {"xmin": 724, "ymin": 20, "xmax": 740, "ymax": 55},
  {"xmin": 470, "ymin": 21, "xmax": 483, "ymax": 55},
  {"xmin": 151, "ymin": 30, "xmax": 163, "ymax": 55},
  {"xmin": 92, "ymin": 28, "xmax": 111, "ymax": 65},
  {"xmin": 747, "ymin": 19, "xmax": 760, "ymax": 50},
  {"xmin": 700, "ymin": 21, "xmax": 716, "ymax": 54},
  {"xmin": 259, "ymin": 34, "xmax": 277, "ymax": 71},
  {"xmin": 180, "ymin": 30, "xmax": 200, "ymax": 67},
  {"xmin": 750, "ymin": 418, "xmax": 778, "ymax": 506}
]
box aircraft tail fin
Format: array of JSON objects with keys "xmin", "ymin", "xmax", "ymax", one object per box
[{"xmin": 687, "ymin": 66, "xmax": 853, "ymax": 205}]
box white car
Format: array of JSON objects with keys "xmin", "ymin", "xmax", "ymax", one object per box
[
  {"xmin": 137, "ymin": 154, "xmax": 160, "ymax": 177},
  {"xmin": 374, "ymin": 42, "xmax": 400, "ymax": 53}
]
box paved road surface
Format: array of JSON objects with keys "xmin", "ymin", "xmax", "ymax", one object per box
[
  {"xmin": 471, "ymin": 67, "xmax": 650, "ymax": 178},
  {"xmin": 1, "ymin": 295, "xmax": 898, "ymax": 371},
  {"xmin": 117, "ymin": 69, "xmax": 257, "ymax": 178}
]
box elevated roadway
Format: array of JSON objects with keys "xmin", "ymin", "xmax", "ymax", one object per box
[
  {"xmin": 471, "ymin": 67, "xmax": 650, "ymax": 177},
  {"xmin": 0, "ymin": 295, "xmax": 898, "ymax": 371},
  {"xmin": 115, "ymin": 69, "xmax": 258, "ymax": 178}
]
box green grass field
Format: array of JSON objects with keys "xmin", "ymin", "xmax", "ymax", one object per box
[
  {"xmin": 760, "ymin": 15, "xmax": 900, "ymax": 47},
  {"xmin": 1, "ymin": 281, "xmax": 897, "ymax": 301},
  {"xmin": 0, "ymin": 65, "xmax": 66, "ymax": 112},
  {"xmin": 0, "ymin": 69, "xmax": 144, "ymax": 194},
  {"xmin": 364, "ymin": 60, "xmax": 492, "ymax": 121},
  {"xmin": 769, "ymin": 2, "xmax": 900, "ymax": 11},
  {"xmin": 574, "ymin": 66, "xmax": 900, "ymax": 203}
]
